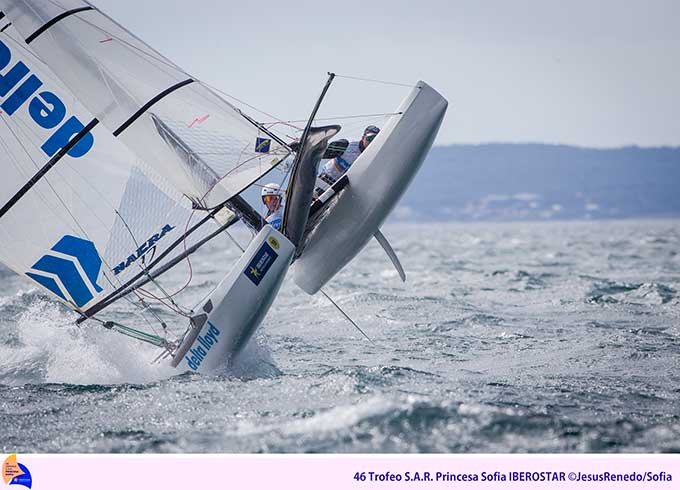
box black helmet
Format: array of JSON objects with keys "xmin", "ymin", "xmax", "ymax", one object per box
[{"xmin": 364, "ymin": 125, "xmax": 380, "ymax": 136}]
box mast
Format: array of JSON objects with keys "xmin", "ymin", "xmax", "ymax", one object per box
[{"xmin": 282, "ymin": 73, "xmax": 338, "ymax": 247}]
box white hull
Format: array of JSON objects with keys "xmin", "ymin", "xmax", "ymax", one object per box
[
  {"xmin": 170, "ymin": 226, "xmax": 294, "ymax": 372},
  {"xmin": 292, "ymin": 81, "xmax": 448, "ymax": 294}
]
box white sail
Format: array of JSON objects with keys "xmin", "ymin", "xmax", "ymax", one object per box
[
  {"xmin": 2, "ymin": 0, "xmax": 289, "ymax": 209},
  {"xmin": 0, "ymin": 26, "xmax": 203, "ymax": 312}
]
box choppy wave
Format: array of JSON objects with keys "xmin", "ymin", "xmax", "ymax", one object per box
[
  {"xmin": 586, "ymin": 279, "xmax": 677, "ymax": 305},
  {"xmin": 1, "ymin": 220, "xmax": 679, "ymax": 453}
]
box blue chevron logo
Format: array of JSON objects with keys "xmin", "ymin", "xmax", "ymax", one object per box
[{"xmin": 26, "ymin": 235, "xmax": 103, "ymax": 308}]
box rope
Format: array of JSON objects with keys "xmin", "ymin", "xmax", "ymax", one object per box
[
  {"xmin": 320, "ymin": 289, "xmax": 373, "ymax": 343},
  {"xmin": 334, "ymin": 74, "xmax": 418, "ymax": 88},
  {"xmin": 260, "ymin": 112, "xmax": 402, "ymax": 125},
  {"xmin": 99, "ymin": 319, "xmax": 171, "ymax": 349},
  {"xmin": 115, "ymin": 211, "xmax": 192, "ymax": 317},
  {"xmin": 125, "ymin": 213, "xmax": 197, "ymax": 316},
  {"xmin": 135, "ymin": 288, "xmax": 192, "ymax": 319},
  {"xmin": 225, "ymin": 230, "xmax": 246, "ymax": 253}
]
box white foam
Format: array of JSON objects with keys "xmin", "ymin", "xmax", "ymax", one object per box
[{"xmin": 5, "ymin": 299, "xmax": 176, "ymax": 385}]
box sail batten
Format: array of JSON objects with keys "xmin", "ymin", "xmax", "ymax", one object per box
[
  {"xmin": 113, "ymin": 78, "xmax": 194, "ymax": 137},
  {"xmin": 0, "ymin": 118, "xmax": 100, "ymax": 219},
  {"xmin": 25, "ymin": 6, "xmax": 94, "ymax": 44}
]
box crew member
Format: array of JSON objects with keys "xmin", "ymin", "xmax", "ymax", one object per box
[
  {"xmin": 261, "ymin": 183, "xmax": 284, "ymax": 230},
  {"xmin": 317, "ymin": 125, "xmax": 381, "ymax": 186}
]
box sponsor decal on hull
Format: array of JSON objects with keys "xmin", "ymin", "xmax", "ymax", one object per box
[
  {"xmin": 185, "ymin": 322, "xmax": 221, "ymax": 371},
  {"xmin": 244, "ymin": 241, "xmax": 278, "ymax": 286}
]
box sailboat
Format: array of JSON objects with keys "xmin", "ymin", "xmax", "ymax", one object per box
[{"xmin": 0, "ymin": 1, "xmax": 447, "ymax": 373}]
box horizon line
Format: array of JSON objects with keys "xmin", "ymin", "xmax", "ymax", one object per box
[{"xmin": 433, "ymin": 142, "xmax": 680, "ymax": 150}]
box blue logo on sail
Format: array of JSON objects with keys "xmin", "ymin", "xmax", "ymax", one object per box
[
  {"xmin": 0, "ymin": 39, "xmax": 94, "ymax": 159},
  {"xmin": 26, "ymin": 236, "xmax": 103, "ymax": 308},
  {"xmin": 255, "ymin": 137, "xmax": 271, "ymax": 153}
]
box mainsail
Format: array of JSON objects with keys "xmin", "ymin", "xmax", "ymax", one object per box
[
  {"xmin": 2, "ymin": 0, "xmax": 289, "ymax": 209},
  {"xmin": 0, "ymin": 1, "xmax": 290, "ymax": 328},
  {"xmin": 0, "ymin": 27, "xmax": 193, "ymax": 313}
]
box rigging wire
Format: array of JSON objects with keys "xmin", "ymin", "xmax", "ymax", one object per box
[
  {"xmin": 333, "ymin": 74, "xmax": 418, "ymax": 88},
  {"xmin": 225, "ymin": 230, "xmax": 246, "ymax": 253},
  {"xmin": 56, "ymin": 9, "xmax": 296, "ymax": 140},
  {"xmin": 114, "ymin": 210, "xmax": 193, "ymax": 320},
  {"xmin": 261, "ymin": 112, "xmax": 402, "ymax": 126},
  {"xmin": 319, "ymin": 289, "xmax": 373, "ymax": 343}
]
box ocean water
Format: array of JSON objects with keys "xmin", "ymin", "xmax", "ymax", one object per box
[{"xmin": 1, "ymin": 220, "xmax": 679, "ymax": 453}]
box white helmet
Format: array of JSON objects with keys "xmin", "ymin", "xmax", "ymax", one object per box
[{"xmin": 261, "ymin": 183, "xmax": 282, "ymax": 198}]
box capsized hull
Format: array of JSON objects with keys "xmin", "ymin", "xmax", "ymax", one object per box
[
  {"xmin": 170, "ymin": 225, "xmax": 294, "ymax": 372},
  {"xmin": 292, "ymin": 81, "xmax": 448, "ymax": 294}
]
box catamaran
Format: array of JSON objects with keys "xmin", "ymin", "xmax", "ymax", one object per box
[{"xmin": 0, "ymin": 1, "xmax": 447, "ymax": 373}]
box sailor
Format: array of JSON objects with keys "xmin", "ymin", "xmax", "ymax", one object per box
[
  {"xmin": 288, "ymin": 125, "xmax": 380, "ymax": 188},
  {"xmin": 317, "ymin": 125, "xmax": 381, "ymax": 186},
  {"xmin": 261, "ymin": 183, "xmax": 284, "ymax": 230}
]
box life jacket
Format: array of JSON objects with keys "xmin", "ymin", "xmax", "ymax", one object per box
[
  {"xmin": 319, "ymin": 141, "xmax": 362, "ymax": 182},
  {"xmin": 265, "ymin": 206, "xmax": 283, "ymax": 230}
]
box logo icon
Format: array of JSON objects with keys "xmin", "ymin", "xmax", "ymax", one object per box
[
  {"xmin": 243, "ymin": 242, "xmax": 278, "ymax": 286},
  {"xmin": 26, "ymin": 235, "xmax": 103, "ymax": 308},
  {"xmin": 267, "ymin": 236, "xmax": 280, "ymax": 250},
  {"xmin": 255, "ymin": 137, "xmax": 271, "ymax": 153},
  {"xmin": 2, "ymin": 455, "xmax": 32, "ymax": 489}
]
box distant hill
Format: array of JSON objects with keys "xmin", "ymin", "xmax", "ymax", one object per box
[{"xmin": 395, "ymin": 144, "xmax": 680, "ymax": 222}]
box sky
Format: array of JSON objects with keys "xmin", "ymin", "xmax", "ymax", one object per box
[{"xmin": 94, "ymin": 0, "xmax": 680, "ymax": 148}]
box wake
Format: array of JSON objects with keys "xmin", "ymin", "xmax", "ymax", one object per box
[{"xmin": 0, "ymin": 291, "xmax": 279, "ymax": 386}]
